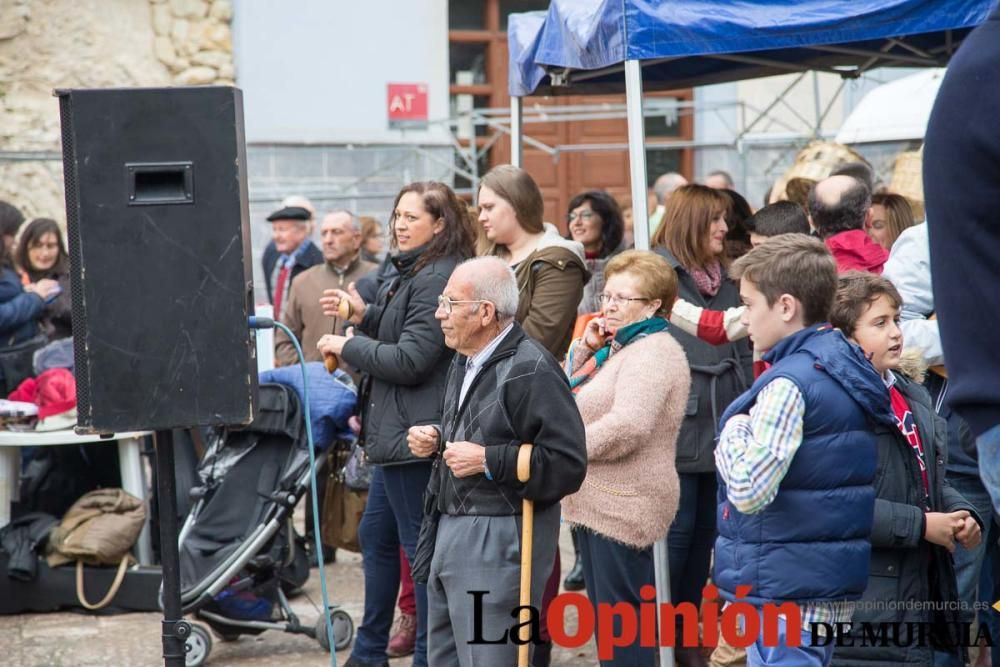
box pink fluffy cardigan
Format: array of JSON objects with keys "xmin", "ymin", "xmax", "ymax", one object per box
[{"xmin": 562, "ymin": 331, "xmax": 690, "ymax": 549}]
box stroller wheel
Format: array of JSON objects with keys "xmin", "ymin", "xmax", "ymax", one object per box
[
  {"xmin": 185, "ymin": 623, "xmax": 213, "ymax": 666},
  {"xmin": 315, "ymin": 607, "xmax": 354, "ymax": 652}
]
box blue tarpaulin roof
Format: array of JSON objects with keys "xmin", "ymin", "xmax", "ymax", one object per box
[{"xmin": 509, "ymin": 0, "xmax": 996, "ymax": 96}]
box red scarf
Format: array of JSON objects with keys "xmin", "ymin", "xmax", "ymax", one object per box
[
  {"xmin": 689, "ymin": 260, "xmax": 722, "ymax": 298},
  {"xmin": 889, "ymin": 385, "xmax": 929, "ymax": 504}
]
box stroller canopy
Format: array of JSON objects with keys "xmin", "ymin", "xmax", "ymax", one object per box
[{"xmin": 509, "ymin": 0, "xmax": 995, "ymax": 96}]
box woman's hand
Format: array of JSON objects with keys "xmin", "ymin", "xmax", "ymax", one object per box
[
  {"xmin": 317, "ymin": 329, "xmax": 353, "ymax": 358},
  {"xmin": 26, "ymin": 279, "xmax": 60, "ymax": 301},
  {"xmin": 320, "ymin": 282, "xmax": 366, "ymax": 324},
  {"xmin": 407, "ymin": 425, "xmax": 440, "ymax": 458},
  {"xmin": 924, "ymin": 511, "xmax": 969, "ymax": 551},
  {"xmin": 582, "ymin": 317, "xmax": 610, "ymax": 352},
  {"xmin": 443, "ymin": 441, "xmax": 487, "ymax": 478}
]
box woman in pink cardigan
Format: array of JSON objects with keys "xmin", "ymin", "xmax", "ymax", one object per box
[{"xmin": 563, "ymin": 250, "xmax": 691, "ymax": 666}]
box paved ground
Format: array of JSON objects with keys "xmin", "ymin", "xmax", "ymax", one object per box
[{"xmin": 0, "ymin": 525, "xmax": 599, "ymax": 666}]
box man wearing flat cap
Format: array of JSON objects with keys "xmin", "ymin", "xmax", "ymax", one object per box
[{"xmin": 262, "ymin": 202, "xmax": 323, "ymax": 321}]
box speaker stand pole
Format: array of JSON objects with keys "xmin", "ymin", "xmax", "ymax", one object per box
[{"xmin": 155, "ymin": 429, "xmax": 189, "ymax": 667}]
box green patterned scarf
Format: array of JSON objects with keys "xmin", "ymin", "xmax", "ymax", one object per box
[{"xmin": 568, "ymin": 317, "xmax": 669, "ymax": 394}]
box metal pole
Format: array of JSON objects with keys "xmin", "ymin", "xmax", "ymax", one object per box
[
  {"xmin": 510, "ymin": 96, "xmax": 523, "ymax": 168},
  {"xmin": 653, "ymin": 538, "xmax": 673, "ymax": 665},
  {"xmin": 118, "ymin": 436, "xmax": 153, "ymax": 565},
  {"xmin": 155, "ymin": 430, "xmax": 189, "ymax": 667},
  {"xmin": 625, "ymin": 59, "xmax": 651, "ymax": 251},
  {"xmin": 812, "ymin": 70, "xmax": 822, "ymax": 138},
  {"xmin": 627, "ymin": 57, "xmax": 673, "ymax": 666}
]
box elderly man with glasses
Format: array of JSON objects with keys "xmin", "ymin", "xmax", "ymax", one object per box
[{"xmin": 406, "ymin": 256, "xmax": 587, "ymax": 667}]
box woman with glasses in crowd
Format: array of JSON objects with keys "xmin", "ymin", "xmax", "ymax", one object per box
[
  {"xmin": 565, "ymin": 191, "xmax": 627, "ymax": 315},
  {"xmin": 560, "ymin": 189, "xmax": 627, "ymax": 592},
  {"xmin": 651, "ymin": 184, "xmax": 753, "ymax": 667},
  {"xmin": 562, "ymin": 249, "xmax": 690, "ymax": 666},
  {"xmin": 317, "ymin": 181, "xmax": 476, "ymax": 667}
]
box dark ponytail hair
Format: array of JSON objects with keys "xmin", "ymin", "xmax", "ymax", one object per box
[{"xmin": 389, "ymin": 182, "xmax": 476, "ymax": 274}]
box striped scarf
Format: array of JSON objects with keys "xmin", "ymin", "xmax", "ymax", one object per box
[{"xmin": 568, "ymin": 317, "xmax": 669, "ymax": 394}]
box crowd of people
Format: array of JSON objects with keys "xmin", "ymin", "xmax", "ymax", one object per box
[
  {"xmin": 0, "ymin": 137, "xmax": 991, "ymax": 666},
  {"xmin": 257, "ymin": 149, "xmax": 998, "ymax": 667},
  {"xmin": 1, "ymin": 147, "xmax": 991, "ymax": 666}
]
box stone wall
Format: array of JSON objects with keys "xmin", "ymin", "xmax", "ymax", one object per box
[
  {"xmin": 0, "ymin": 0, "xmax": 234, "ymax": 222},
  {"xmin": 151, "ymin": 0, "xmax": 234, "ymax": 86}
]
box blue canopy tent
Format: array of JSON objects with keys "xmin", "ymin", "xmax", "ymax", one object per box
[
  {"xmin": 507, "ymin": 2, "xmax": 994, "ymax": 663},
  {"xmin": 508, "ymin": 0, "xmax": 995, "ymax": 248}
]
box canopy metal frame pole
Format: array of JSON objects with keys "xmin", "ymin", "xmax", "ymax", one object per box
[
  {"xmin": 626, "ymin": 56, "xmax": 674, "ymax": 667},
  {"xmin": 653, "ymin": 539, "xmax": 672, "ymax": 662},
  {"xmin": 510, "ymin": 96, "xmax": 523, "ymax": 168},
  {"xmin": 625, "ymin": 60, "xmax": 651, "ymax": 251}
]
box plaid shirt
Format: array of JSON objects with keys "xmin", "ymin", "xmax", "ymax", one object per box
[{"xmin": 716, "ymin": 377, "xmax": 854, "ymax": 628}]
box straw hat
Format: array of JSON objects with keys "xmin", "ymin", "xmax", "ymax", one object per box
[
  {"xmin": 889, "ymin": 146, "xmax": 925, "ymax": 221},
  {"xmin": 769, "ymin": 140, "xmax": 869, "ymax": 204}
]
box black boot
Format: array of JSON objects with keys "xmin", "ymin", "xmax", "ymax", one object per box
[{"xmin": 562, "ymin": 527, "xmax": 585, "ymax": 591}]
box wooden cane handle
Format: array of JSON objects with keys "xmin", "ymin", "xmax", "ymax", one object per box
[
  {"xmin": 517, "ymin": 443, "xmax": 534, "ymax": 667},
  {"xmin": 338, "ymin": 298, "xmax": 353, "ymax": 321},
  {"xmin": 324, "ymin": 352, "xmax": 338, "ymax": 373}
]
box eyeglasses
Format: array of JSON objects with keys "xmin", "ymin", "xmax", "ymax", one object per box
[
  {"xmin": 567, "ymin": 210, "xmax": 595, "ymax": 223},
  {"xmin": 437, "ymin": 295, "xmax": 490, "ymax": 314},
  {"xmin": 599, "ymin": 293, "xmax": 649, "ymax": 308}
]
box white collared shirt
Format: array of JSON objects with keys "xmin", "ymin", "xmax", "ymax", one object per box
[{"xmin": 459, "ymin": 322, "xmax": 515, "ymax": 406}]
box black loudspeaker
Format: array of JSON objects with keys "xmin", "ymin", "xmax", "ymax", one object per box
[{"xmin": 58, "ymin": 86, "xmax": 257, "ymax": 433}]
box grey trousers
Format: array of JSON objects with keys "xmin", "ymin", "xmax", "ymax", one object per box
[{"xmin": 427, "ymin": 502, "xmax": 560, "ymax": 667}]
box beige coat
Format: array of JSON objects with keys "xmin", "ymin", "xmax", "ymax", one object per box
[
  {"xmin": 562, "ymin": 331, "xmax": 690, "ymax": 548},
  {"xmin": 274, "ymin": 256, "xmax": 376, "ymax": 374},
  {"xmin": 512, "ymin": 225, "xmax": 589, "ymax": 359}
]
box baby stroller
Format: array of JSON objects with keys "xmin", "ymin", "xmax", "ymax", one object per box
[{"xmin": 175, "ymin": 382, "xmax": 354, "ymax": 666}]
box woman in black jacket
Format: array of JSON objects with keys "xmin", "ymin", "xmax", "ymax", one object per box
[
  {"xmin": 15, "ymin": 218, "xmax": 72, "ymax": 341},
  {"xmin": 318, "ymin": 181, "xmax": 475, "ymax": 667},
  {"xmin": 651, "ymin": 184, "xmax": 752, "ymax": 667}
]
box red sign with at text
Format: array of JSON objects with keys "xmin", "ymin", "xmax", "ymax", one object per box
[{"xmin": 388, "ymin": 83, "xmax": 428, "ymax": 127}]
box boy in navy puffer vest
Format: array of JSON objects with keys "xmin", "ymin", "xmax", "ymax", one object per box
[{"xmin": 713, "ymin": 235, "xmax": 896, "ymax": 667}]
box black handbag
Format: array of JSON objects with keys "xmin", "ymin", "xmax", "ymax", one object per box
[
  {"xmin": 410, "ymin": 455, "xmax": 442, "ymax": 585},
  {"xmin": 0, "ymin": 333, "xmax": 47, "ymax": 396}
]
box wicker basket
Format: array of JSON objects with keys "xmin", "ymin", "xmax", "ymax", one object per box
[
  {"xmin": 769, "ymin": 140, "xmax": 869, "ymax": 204},
  {"xmin": 889, "ymin": 146, "xmax": 925, "ymax": 221}
]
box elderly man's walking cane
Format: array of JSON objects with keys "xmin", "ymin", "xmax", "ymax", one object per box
[{"xmin": 517, "ymin": 443, "xmax": 534, "ymax": 667}]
